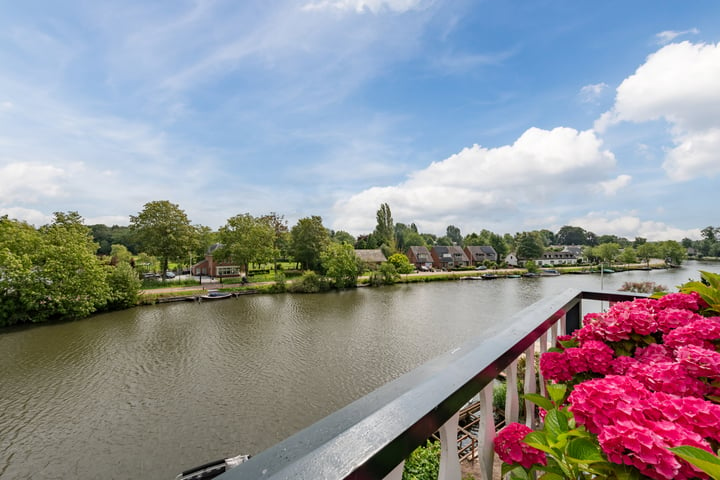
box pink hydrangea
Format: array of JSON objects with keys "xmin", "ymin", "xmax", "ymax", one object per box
[
  {"xmin": 656, "ymin": 308, "xmax": 705, "ymax": 332},
  {"xmin": 604, "ymin": 300, "xmax": 658, "ymax": 336},
  {"xmin": 598, "ymin": 419, "xmax": 710, "ymax": 480},
  {"xmin": 624, "ymin": 361, "xmax": 709, "ymax": 398},
  {"xmin": 610, "ymin": 355, "xmax": 638, "ymax": 375},
  {"xmin": 539, "ymin": 351, "xmax": 573, "ymax": 383},
  {"xmin": 633, "ymin": 343, "xmax": 673, "ymax": 364},
  {"xmin": 568, "ymin": 375, "xmax": 648, "ymax": 434},
  {"xmin": 664, "ymin": 317, "xmax": 720, "ymax": 352},
  {"xmin": 493, "ymin": 423, "xmax": 547, "ymax": 469},
  {"xmin": 577, "ymin": 340, "xmax": 615, "ymax": 374},
  {"xmin": 654, "ymin": 291, "xmax": 701, "ymax": 312},
  {"xmin": 676, "ymin": 344, "xmax": 720, "ymax": 379},
  {"xmin": 644, "ymin": 391, "xmax": 720, "ymax": 443}
]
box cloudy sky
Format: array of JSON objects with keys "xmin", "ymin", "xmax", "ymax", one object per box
[{"xmin": 1, "ymin": 0, "xmax": 719, "ymax": 241}]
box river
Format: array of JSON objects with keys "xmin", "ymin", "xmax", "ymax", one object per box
[{"xmin": 1, "ymin": 261, "xmax": 719, "ymax": 479}]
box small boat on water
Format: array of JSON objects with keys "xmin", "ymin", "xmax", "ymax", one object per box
[
  {"xmin": 481, "ymin": 273, "xmax": 499, "ymax": 280},
  {"xmin": 540, "ymin": 269, "xmax": 560, "ymax": 276},
  {"xmin": 505, "ymin": 274, "xmax": 521, "ymax": 278},
  {"xmin": 522, "ymin": 272, "xmax": 540, "ymax": 278},
  {"xmin": 200, "ymin": 289, "xmax": 233, "ymax": 300}
]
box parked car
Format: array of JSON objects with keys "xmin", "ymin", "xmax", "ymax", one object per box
[
  {"xmin": 475, "ymin": 265, "xmax": 488, "ymax": 270},
  {"xmin": 165, "ymin": 271, "xmax": 176, "ymax": 279}
]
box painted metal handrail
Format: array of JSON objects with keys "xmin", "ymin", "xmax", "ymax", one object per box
[{"xmin": 215, "ymin": 288, "xmax": 644, "ymax": 480}]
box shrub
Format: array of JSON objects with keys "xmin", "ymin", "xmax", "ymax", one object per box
[
  {"xmin": 402, "ymin": 440, "xmax": 440, "ymax": 480},
  {"xmin": 288, "ymin": 271, "xmax": 330, "ymax": 293}
]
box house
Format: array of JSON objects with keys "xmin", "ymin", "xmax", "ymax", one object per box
[
  {"xmin": 406, "ymin": 246, "xmax": 433, "ymax": 270},
  {"xmin": 463, "ymin": 245, "xmax": 498, "ymax": 266},
  {"xmin": 191, "ymin": 243, "xmax": 243, "ymax": 277},
  {"xmin": 430, "ymin": 246, "xmax": 470, "ymax": 270},
  {"xmin": 535, "ymin": 249, "xmax": 580, "ymax": 266},
  {"xmin": 505, "ymin": 253, "xmax": 519, "ymax": 267},
  {"xmin": 355, "ymin": 249, "xmax": 387, "ymax": 268}
]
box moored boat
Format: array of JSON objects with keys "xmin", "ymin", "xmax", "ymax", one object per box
[{"xmin": 200, "ymin": 289, "xmax": 233, "ymax": 300}]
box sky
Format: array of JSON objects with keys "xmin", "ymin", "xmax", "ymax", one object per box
[{"xmin": 1, "ymin": 0, "xmax": 719, "ymax": 241}]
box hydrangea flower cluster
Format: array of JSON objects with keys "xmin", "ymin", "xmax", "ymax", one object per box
[
  {"xmin": 493, "ymin": 422, "xmax": 547, "ymax": 468},
  {"xmin": 495, "ymin": 291, "xmax": 720, "ymax": 480}
]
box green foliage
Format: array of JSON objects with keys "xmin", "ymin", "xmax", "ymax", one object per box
[
  {"xmin": 669, "ymin": 446, "xmax": 720, "ymax": 479},
  {"xmin": 291, "ymin": 216, "xmax": 330, "ymax": 271},
  {"xmin": 374, "ymin": 203, "xmax": 396, "ymax": 253},
  {"xmin": 516, "ymin": 232, "xmax": 544, "ymax": 260},
  {"xmin": 402, "ymin": 440, "xmax": 440, "ymax": 480},
  {"xmin": 387, "ymin": 253, "xmax": 415, "ymax": 274},
  {"xmin": 288, "ymin": 271, "xmax": 330, "ymax": 293},
  {"xmin": 320, "ymin": 242, "xmax": 362, "ymax": 288},
  {"xmin": 680, "ymin": 270, "xmax": 720, "ymax": 315},
  {"xmin": 105, "ymin": 262, "xmax": 142, "ymax": 310},
  {"xmin": 378, "ymin": 262, "xmax": 399, "ymax": 284},
  {"xmin": 524, "ymin": 260, "xmax": 539, "ymax": 273},
  {"xmin": 216, "ymin": 213, "xmax": 277, "ymax": 272},
  {"xmin": 130, "ymin": 201, "xmax": 198, "ymax": 280}
]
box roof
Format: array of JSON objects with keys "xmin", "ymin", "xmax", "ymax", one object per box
[{"xmin": 354, "ymin": 249, "xmax": 387, "ymax": 263}]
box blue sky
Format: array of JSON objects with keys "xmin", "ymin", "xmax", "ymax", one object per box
[{"xmin": 1, "ymin": 0, "xmax": 719, "ymax": 241}]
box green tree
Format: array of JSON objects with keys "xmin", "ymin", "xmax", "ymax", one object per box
[
  {"xmin": 446, "ymin": 225, "xmax": 462, "ymax": 245},
  {"xmin": 130, "ymin": 201, "xmax": 198, "ymax": 281},
  {"xmin": 657, "ymin": 240, "xmax": 687, "ymax": 265},
  {"xmin": 331, "ymin": 230, "xmax": 356, "ymax": 245},
  {"xmin": 291, "ymin": 216, "xmax": 330, "ymax": 271},
  {"xmin": 374, "ymin": 203, "xmax": 396, "ymax": 253},
  {"xmin": 320, "ymin": 242, "xmax": 362, "ymax": 288},
  {"xmin": 110, "ymin": 244, "xmax": 133, "ymax": 265},
  {"xmin": 387, "ymin": 253, "xmax": 415, "ymax": 274},
  {"xmin": 619, "ymin": 246, "xmax": 637, "ymax": 265},
  {"xmin": 516, "ymin": 232, "xmax": 544, "ymax": 260},
  {"xmin": 636, "ymin": 243, "xmax": 657, "ymax": 267},
  {"xmin": 0, "ymin": 216, "xmax": 43, "ymax": 325},
  {"xmin": 106, "ymin": 262, "xmax": 142, "ymax": 310},
  {"xmin": 595, "ymin": 242, "xmax": 621, "ymax": 265},
  {"xmin": 216, "ymin": 214, "xmax": 276, "ymax": 274},
  {"xmin": 555, "ymin": 225, "xmax": 589, "ymax": 245}
]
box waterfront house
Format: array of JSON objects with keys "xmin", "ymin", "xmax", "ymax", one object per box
[
  {"xmin": 354, "ymin": 249, "xmax": 387, "ymax": 268},
  {"xmin": 191, "ymin": 243, "xmax": 243, "ymax": 277},
  {"xmin": 505, "ymin": 252, "xmax": 519, "ymax": 267},
  {"xmin": 406, "ymin": 246, "xmax": 433, "ymax": 270},
  {"xmin": 463, "ymin": 245, "xmax": 498, "ymax": 266},
  {"xmin": 430, "ymin": 246, "xmax": 470, "ymax": 269},
  {"xmin": 536, "ymin": 248, "xmax": 579, "ymax": 266}
]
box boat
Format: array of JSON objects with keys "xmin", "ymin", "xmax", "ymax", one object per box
[
  {"xmin": 200, "ymin": 289, "xmax": 233, "ymax": 300},
  {"xmin": 481, "ymin": 273, "xmax": 499, "ymax": 280},
  {"xmin": 540, "ymin": 269, "xmax": 560, "ymax": 276},
  {"xmin": 522, "ymin": 272, "xmax": 540, "ymax": 278},
  {"xmin": 505, "ymin": 274, "xmax": 521, "ymax": 278}
]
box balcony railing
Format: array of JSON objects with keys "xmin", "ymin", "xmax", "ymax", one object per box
[{"xmin": 215, "ymin": 288, "xmax": 645, "ymax": 480}]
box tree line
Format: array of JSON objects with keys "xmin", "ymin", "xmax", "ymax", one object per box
[{"xmin": 0, "ymin": 201, "xmax": 695, "ymax": 326}]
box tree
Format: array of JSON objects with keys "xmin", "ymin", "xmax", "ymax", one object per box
[
  {"xmin": 259, "ymin": 212, "xmax": 290, "ymax": 263},
  {"xmin": 216, "ymin": 213, "xmax": 276, "ymax": 274},
  {"xmin": 331, "ymin": 230, "xmax": 356, "ymax": 245},
  {"xmin": 320, "ymin": 242, "xmax": 362, "ymax": 288},
  {"xmin": 619, "ymin": 247, "xmax": 637, "ymax": 265},
  {"xmin": 110, "ymin": 244, "xmax": 133, "ymax": 265},
  {"xmin": 516, "ymin": 232, "xmax": 544, "ymax": 260},
  {"xmin": 446, "ymin": 225, "xmax": 462, "ymax": 245},
  {"xmin": 130, "ymin": 201, "xmax": 198, "ymax": 281},
  {"xmin": 489, "ymin": 233, "xmax": 509, "ymax": 260},
  {"xmin": 595, "ymin": 242, "xmax": 621, "ymax": 265},
  {"xmin": 657, "ymin": 240, "xmax": 686, "ymax": 265},
  {"xmin": 556, "ymin": 225, "xmax": 588, "ymax": 245},
  {"xmin": 291, "ymin": 216, "xmax": 330, "ymax": 271},
  {"xmin": 636, "ymin": 243, "xmax": 657, "ymax": 267},
  {"xmin": 106, "ymin": 262, "xmax": 142, "ymax": 310},
  {"xmin": 387, "ymin": 253, "xmax": 415, "ymax": 274},
  {"xmin": 374, "ymin": 203, "xmax": 396, "ymax": 253}
]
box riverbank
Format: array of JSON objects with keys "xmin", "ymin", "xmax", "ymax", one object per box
[{"xmin": 140, "ymin": 262, "xmax": 670, "ymax": 303}]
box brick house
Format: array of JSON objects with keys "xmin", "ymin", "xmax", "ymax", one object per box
[
  {"xmin": 191, "ymin": 243, "xmax": 243, "ymax": 278},
  {"xmin": 463, "ymin": 245, "xmax": 498, "ymax": 266},
  {"xmin": 430, "ymin": 246, "xmax": 470, "ymax": 270},
  {"xmin": 406, "ymin": 246, "xmax": 433, "ymax": 270}
]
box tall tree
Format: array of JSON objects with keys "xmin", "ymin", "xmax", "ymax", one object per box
[
  {"xmin": 374, "ymin": 203, "xmax": 396, "ymax": 253},
  {"xmin": 130, "ymin": 201, "xmax": 198, "ymax": 281},
  {"xmin": 216, "ymin": 214, "xmax": 276, "ymax": 274},
  {"xmin": 320, "ymin": 242, "xmax": 362, "ymax": 288},
  {"xmin": 291, "ymin": 216, "xmax": 330, "ymax": 271},
  {"xmin": 556, "ymin": 225, "xmax": 590, "ymax": 245},
  {"xmin": 516, "ymin": 232, "xmax": 544, "ymax": 260},
  {"xmin": 446, "ymin": 225, "xmax": 462, "ymax": 245}
]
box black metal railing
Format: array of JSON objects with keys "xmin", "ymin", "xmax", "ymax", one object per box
[{"xmin": 212, "ymin": 288, "xmax": 644, "ymax": 480}]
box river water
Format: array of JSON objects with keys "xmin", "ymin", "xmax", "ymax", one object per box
[{"xmin": 2, "ymin": 261, "xmax": 719, "ymax": 479}]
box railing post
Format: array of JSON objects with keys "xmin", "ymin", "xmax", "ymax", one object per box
[
  {"xmin": 477, "ymin": 383, "xmax": 495, "ymax": 480},
  {"xmin": 524, "ymin": 343, "xmax": 537, "ymax": 428},
  {"xmin": 538, "ymin": 332, "xmax": 548, "ymax": 398},
  {"xmin": 382, "ymin": 461, "xmax": 405, "ymax": 480},
  {"xmin": 505, "ymin": 360, "xmax": 519, "ymax": 424},
  {"xmin": 438, "ymin": 412, "xmax": 461, "ymax": 480},
  {"xmin": 565, "ymin": 301, "xmax": 580, "ymax": 334}
]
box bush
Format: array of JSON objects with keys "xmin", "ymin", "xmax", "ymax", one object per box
[
  {"xmin": 402, "ymin": 440, "xmax": 440, "ymax": 480},
  {"xmin": 288, "ymin": 271, "xmax": 331, "ymax": 293}
]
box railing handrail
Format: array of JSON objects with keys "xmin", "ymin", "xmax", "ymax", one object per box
[{"xmin": 217, "ymin": 288, "xmax": 644, "ymax": 479}]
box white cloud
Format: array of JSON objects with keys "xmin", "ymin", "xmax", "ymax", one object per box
[
  {"xmin": 0, "ymin": 207, "xmax": 52, "ymax": 226},
  {"xmin": 570, "ymin": 212, "xmax": 702, "ymax": 241},
  {"xmin": 0, "ymin": 163, "xmax": 66, "ymax": 203},
  {"xmin": 656, "ymin": 28, "xmax": 699, "ymax": 45},
  {"xmin": 302, "ymin": 0, "xmax": 428, "ymax": 14},
  {"xmin": 596, "ymin": 41, "xmax": 720, "ymax": 181},
  {"xmin": 579, "ymin": 82, "xmax": 608, "ymax": 103},
  {"xmin": 595, "ymin": 174, "xmax": 631, "ymax": 195},
  {"xmin": 333, "ymin": 126, "xmax": 617, "ymax": 234}
]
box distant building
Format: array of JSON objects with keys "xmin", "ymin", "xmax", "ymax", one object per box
[
  {"xmin": 191, "ymin": 243, "xmax": 243, "ymax": 277},
  {"xmin": 430, "ymin": 246, "xmax": 470, "ymax": 270},
  {"xmin": 464, "ymin": 245, "xmax": 498, "ymax": 265},
  {"xmin": 406, "ymin": 246, "xmax": 433, "ymax": 270},
  {"xmin": 355, "ymin": 249, "xmax": 387, "ymax": 267}
]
